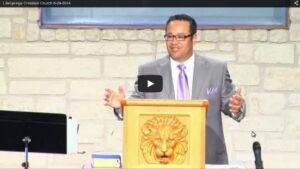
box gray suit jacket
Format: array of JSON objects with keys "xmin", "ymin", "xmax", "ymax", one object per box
[{"xmin": 118, "ymin": 54, "xmax": 246, "ymax": 164}]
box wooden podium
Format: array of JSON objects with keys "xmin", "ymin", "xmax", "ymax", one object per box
[{"xmin": 121, "ymin": 99, "xmax": 208, "ymax": 169}]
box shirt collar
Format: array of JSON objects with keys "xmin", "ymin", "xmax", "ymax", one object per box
[{"xmin": 170, "ymin": 53, "xmax": 195, "ymax": 70}]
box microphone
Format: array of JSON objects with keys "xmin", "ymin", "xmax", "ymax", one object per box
[{"xmin": 253, "ymin": 141, "xmax": 263, "ymax": 169}]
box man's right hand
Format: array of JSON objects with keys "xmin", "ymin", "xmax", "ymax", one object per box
[{"xmin": 104, "ymin": 85, "xmax": 126, "ymax": 109}]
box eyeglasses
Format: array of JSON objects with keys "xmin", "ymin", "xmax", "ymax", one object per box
[{"xmin": 164, "ymin": 34, "xmax": 193, "ymax": 41}]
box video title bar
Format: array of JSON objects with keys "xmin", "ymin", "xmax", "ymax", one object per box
[{"xmin": 0, "ymin": 0, "xmax": 297, "ymax": 7}]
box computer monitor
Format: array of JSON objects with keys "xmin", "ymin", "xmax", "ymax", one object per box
[{"xmin": 0, "ymin": 110, "xmax": 77, "ymax": 154}]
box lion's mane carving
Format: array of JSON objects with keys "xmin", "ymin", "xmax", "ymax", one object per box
[{"xmin": 140, "ymin": 115, "xmax": 188, "ymax": 164}]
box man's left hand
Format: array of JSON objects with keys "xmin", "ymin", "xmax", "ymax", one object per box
[{"xmin": 229, "ymin": 87, "xmax": 244, "ymax": 113}]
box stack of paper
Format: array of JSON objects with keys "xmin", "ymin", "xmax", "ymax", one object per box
[{"xmin": 92, "ymin": 152, "xmax": 121, "ymax": 168}]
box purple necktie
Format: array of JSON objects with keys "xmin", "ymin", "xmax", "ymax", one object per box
[{"xmin": 177, "ymin": 64, "xmax": 190, "ymax": 100}]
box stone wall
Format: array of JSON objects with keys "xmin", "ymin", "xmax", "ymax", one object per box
[{"xmin": 0, "ymin": 7, "xmax": 299, "ymax": 168}]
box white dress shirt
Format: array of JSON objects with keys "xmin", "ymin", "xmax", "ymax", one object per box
[{"xmin": 170, "ymin": 54, "xmax": 195, "ymax": 99}]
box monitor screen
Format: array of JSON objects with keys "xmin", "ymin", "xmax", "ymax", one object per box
[{"xmin": 0, "ymin": 110, "xmax": 67, "ymax": 154}]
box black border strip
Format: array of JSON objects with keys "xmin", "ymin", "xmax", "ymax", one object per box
[{"xmin": 0, "ymin": 0, "xmax": 298, "ymax": 7}]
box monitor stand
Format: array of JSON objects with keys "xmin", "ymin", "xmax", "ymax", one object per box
[{"xmin": 21, "ymin": 137, "xmax": 31, "ymax": 169}]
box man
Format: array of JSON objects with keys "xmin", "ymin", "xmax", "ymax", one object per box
[{"xmin": 104, "ymin": 14, "xmax": 245, "ymax": 164}]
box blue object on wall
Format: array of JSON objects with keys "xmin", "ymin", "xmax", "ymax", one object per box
[{"xmin": 41, "ymin": 8, "xmax": 288, "ymax": 28}]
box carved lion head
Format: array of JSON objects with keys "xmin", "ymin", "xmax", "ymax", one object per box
[{"xmin": 140, "ymin": 115, "xmax": 188, "ymax": 164}]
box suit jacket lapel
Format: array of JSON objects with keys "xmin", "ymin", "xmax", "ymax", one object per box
[
  {"xmin": 158, "ymin": 56, "xmax": 175, "ymax": 99},
  {"xmin": 157, "ymin": 55, "xmax": 208, "ymax": 100},
  {"xmin": 192, "ymin": 55, "xmax": 208, "ymax": 99}
]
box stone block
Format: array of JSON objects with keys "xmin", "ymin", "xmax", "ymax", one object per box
[
  {"xmin": 8, "ymin": 58, "xmax": 100, "ymax": 78},
  {"xmin": 128, "ymin": 42, "xmax": 153, "ymax": 54},
  {"xmin": 264, "ymin": 67, "xmax": 300, "ymax": 90},
  {"xmin": 247, "ymin": 93, "xmax": 286, "ymax": 115},
  {"xmin": 228, "ymin": 64, "xmax": 260, "ymax": 85},
  {"xmin": 251, "ymin": 29, "xmax": 268, "ymax": 41},
  {"xmin": 9, "ymin": 81, "xmax": 66, "ymax": 94},
  {"xmin": 254, "ymin": 44, "xmax": 294, "ymax": 64},
  {"xmin": 0, "ymin": 18, "xmax": 11, "ymax": 38}
]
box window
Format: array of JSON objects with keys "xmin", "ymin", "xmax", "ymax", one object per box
[{"xmin": 41, "ymin": 8, "xmax": 288, "ymax": 29}]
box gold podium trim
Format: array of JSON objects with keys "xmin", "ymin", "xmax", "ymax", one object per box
[
  {"xmin": 121, "ymin": 99, "xmax": 209, "ymax": 107},
  {"xmin": 122, "ymin": 99, "xmax": 208, "ymax": 169}
]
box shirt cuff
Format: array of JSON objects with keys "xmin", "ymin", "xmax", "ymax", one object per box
[
  {"xmin": 231, "ymin": 103, "xmax": 246, "ymax": 122},
  {"xmin": 113, "ymin": 108, "xmax": 123, "ymax": 121}
]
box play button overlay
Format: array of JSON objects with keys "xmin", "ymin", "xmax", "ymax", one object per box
[
  {"xmin": 147, "ymin": 80, "xmax": 154, "ymax": 87},
  {"xmin": 138, "ymin": 75, "xmax": 163, "ymax": 92}
]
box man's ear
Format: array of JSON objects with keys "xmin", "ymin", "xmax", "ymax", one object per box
[{"xmin": 192, "ymin": 33, "xmax": 197, "ymax": 44}]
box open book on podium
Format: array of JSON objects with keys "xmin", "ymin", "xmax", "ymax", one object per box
[
  {"xmin": 91, "ymin": 152, "xmax": 121, "ymax": 168},
  {"xmin": 121, "ymin": 99, "xmax": 208, "ymax": 169}
]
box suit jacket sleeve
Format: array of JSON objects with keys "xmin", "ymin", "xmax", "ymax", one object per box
[
  {"xmin": 129, "ymin": 65, "xmax": 145, "ymax": 99},
  {"xmin": 221, "ymin": 63, "xmax": 246, "ymax": 122}
]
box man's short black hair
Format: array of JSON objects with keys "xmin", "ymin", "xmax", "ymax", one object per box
[{"xmin": 166, "ymin": 14, "xmax": 197, "ymax": 35}]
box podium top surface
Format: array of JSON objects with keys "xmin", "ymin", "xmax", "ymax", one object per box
[{"xmin": 121, "ymin": 99, "xmax": 209, "ymax": 107}]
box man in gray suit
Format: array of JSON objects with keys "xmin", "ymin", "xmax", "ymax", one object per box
[{"xmin": 104, "ymin": 14, "xmax": 245, "ymax": 164}]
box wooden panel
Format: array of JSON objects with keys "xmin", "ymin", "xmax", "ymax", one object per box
[{"xmin": 122, "ymin": 99, "xmax": 207, "ymax": 169}]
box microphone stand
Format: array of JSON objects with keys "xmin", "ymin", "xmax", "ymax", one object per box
[{"xmin": 22, "ymin": 136, "xmax": 31, "ymax": 169}]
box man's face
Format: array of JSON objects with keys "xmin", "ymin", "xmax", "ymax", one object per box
[{"xmin": 165, "ymin": 20, "xmax": 197, "ymax": 63}]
